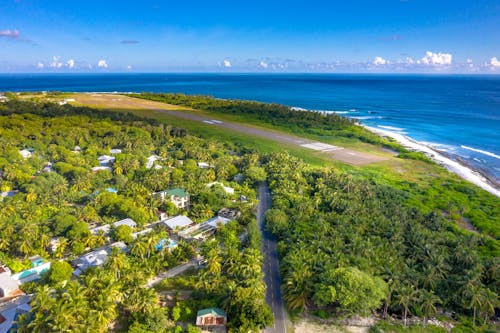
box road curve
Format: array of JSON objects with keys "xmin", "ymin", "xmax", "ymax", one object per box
[{"xmin": 258, "ymin": 182, "xmax": 288, "ymax": 333}]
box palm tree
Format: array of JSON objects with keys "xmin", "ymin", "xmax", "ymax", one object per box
[
  {"xmin": 396, "ymin": 284, "xmax": 417, "ymax": 326},
  {"xmin": 419, "ymin": 290, "xmax": 441, "ymax": 326}
]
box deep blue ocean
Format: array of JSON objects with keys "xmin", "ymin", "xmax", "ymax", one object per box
[{"xmin": 1, "ymin": 73, "xmax": 499, "ymax": 184}]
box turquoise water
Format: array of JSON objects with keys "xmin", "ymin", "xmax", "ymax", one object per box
[{"xmin": 0, "ymin": 73, "xmax": 499, "ymax": 184}]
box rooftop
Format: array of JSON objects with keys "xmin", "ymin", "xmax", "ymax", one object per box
[
  {"xmin": 163, "ymin": 215, "xmax": 193, "ymax": 230},
  {"xmin": 197, "ymin": 307, "xmax": 227, "ymax": 318},
  {"xmin": 166, "ymin": 188, "xmax": 189, "ymax": 198}
]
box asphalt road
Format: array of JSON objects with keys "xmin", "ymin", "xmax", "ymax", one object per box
[{"xmin": 258, "ymin": 182, "xmax": 288, "ymax": 333}]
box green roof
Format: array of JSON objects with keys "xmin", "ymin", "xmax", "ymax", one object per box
[
  {"xmin": 166, "ymin": 188, "xmax": 188, "ymax": 198},
  {"xmin": 197, "ymin": 307, "xmax": 227, "ymax": 317}
]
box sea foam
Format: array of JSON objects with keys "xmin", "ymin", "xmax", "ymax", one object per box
[{"xmin": 461, "ymin": 145, "xmax": 500, "ymax": 160}]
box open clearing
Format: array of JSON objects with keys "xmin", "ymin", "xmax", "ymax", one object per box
[{"xmin": 72, "ymin": 93, "xmax": 390, "ymax": 166}]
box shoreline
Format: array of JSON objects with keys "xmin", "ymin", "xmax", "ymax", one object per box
[{"xmin": 365, "ymin": 126, "xmax": 500, "ymax": 198}]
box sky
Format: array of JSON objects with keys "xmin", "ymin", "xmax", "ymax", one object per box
[{"xmin": 1, "ymin": 0, "xmax": 499, "ymax": 73}]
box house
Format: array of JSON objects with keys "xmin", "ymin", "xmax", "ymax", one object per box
[
  {"xmin": 28, "ymin": 256, "xmax": 44, "ymax": 268},
  {"xmin": 0, "ymin": 266, "xmax": 19, "ymax": 299},
  {"xmin": 11, "ymin": 261, "xmax": 51, "ymax": 284},
  {"xmin": 42, "ymin": 162, "xmax": 53, "ymax": 173},
  {"xmin": 49, "ymin": 238, "xmax": 60, "ymax": 253},
  {"xmin": 91, "ymin": 166, "xmax": 112, "ymax": 173},
  {"xmin": 58, "ymin": 98, "xmax": 75, "ymax": 105},
  {"xmin": 72, "ymin": 145, "xmax": 82, "ymax": 153},
  {"xmin": 90, "ymin": 224, "xmax": 111, "ymax": 235},
  {"xmin": 206, "ymin": 182, "xmax": 235, "ymax": 195},
  {"xmin": 156, "ymin": 188, "xmax": 190, "ymax": 209},
  {"xmin": 218, "ymin": 208, "xmax": 241, "ymax": 220},
  {"xmin": 197, "ymin": 162, "xmax": 211, "ymax": 169},
  {"xmin": 163, "ymin": 215, "xmax": 193, "ymax": 231},
  {"xmin": 132, "ymin": 228, "xmax": 153, "ymax": 239},
  {"xmin": 18, "ymin": 149, "xmax": 34, "ymax": 159},
  {"xmin": 0, "ymin": 95, "xmax": 8, "ymax": 103},
  {"xmin": 196, "ymin": 308, "xmax": 227, "ymax": 333},
  {"xmin": 146, "ymin": 155, "xmax": 160, "ymax": 169},
  {"xmin": 0, "ymin": 191, "xmax": 18, "ymax": 201},
  {"xmin": 72, "ymin": 242, "xmax": 127, "ymax": 276},
  {"xmin": 109, "ymin": 148, "xmax": 122, "ymax": 154},
  {"xmin": 0, "ymin": 295, "xmax": 31, "ymax": 333},
  {"xmin": 179, "ymin": 216, "xmax": 230, "ymax": 242},
  {"xmin": 113, "ymin": 218, "xmax": 137, "ymax": 229},
  {"xmin": 97, "ymin": 155, "xmax": 115, "ymax": 167}
]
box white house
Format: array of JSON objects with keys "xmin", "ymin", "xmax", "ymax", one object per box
[
  {"xmin": 72, "ymin": 242, "xmax": 127, "ymax": 276},
  {"xmin": 163, "ymin": 215, "xmax": 193, "ymax": 231},
  {"xmin": 197, "ymin": 162, "xmax": 211, "ymax": 168},
  {"xmin": 132, "ymin": 228, "xmax": 153, "ymax": 239},
  {"xmin": 97, "ymin": 155, "xmax": 115, "ymax": 167},
  {"xmin": 155, "ymin": 188, "xmax": 190, "ymax": 209},
  {"xmin": 109, "ymin": 148, "xmax": 122, "ymax": 154},
  {"xmin": 206, "ymin": 182, "xmax": 235, "ymax": 195},
  {"xmin": 0, "ymin": 266, "xmax": 19, "ymax": 299},
  {"xmin": 91, "ymin": 166, "xmax": 112, "ymax": 173},
  {"xmin": 113, "ymin": 218, "xmax": 137, "ymax": 229},
  {"xmin": 18, "ymin": 149, "xmax": 33, "ymax": 159},
  {"xmin": 146, "ymin": 155, "xmax": 160, "ymax": 169}
]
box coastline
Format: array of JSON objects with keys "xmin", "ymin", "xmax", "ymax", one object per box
[{"xmin": 365, "ymin": 126, "xmax": 500, "ymax": 198}]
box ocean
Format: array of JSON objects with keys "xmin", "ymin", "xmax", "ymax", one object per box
[{"xmin": 1, "ymin": 73, "xmax": 499, "ymax": 185}]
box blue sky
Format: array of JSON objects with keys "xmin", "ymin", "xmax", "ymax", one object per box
[{"xmin": 1, "ymin": 0, "xmax": 499, "ymax": 73}]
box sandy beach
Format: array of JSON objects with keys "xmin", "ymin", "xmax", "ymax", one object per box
[{"xmin": 366, "ymin": 126, "xmax": 500, "ymax": 198}]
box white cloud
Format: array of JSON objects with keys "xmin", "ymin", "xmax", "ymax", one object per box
[
  {"xmin": 490, "ymin": 57, "xmax": 500, "ymax": 68},
  {"xmin": 127, "ymin": 65, "xmax": 132, "ymax": 70},
  {"xmin": 405, "ymin": 57, "xmax": 414, "ymax": 64},
  {"xmin": 36, "ymin": 62, "xmax": 44, "ymax": 69},
  {"xmin": 223, "ymin": 59, "xmax": 231, "ymax": 68},
  {"xmin": 97, "ymin": 59, "xmax": 108, "ymax": 68},
  {"xmin": 466, "ymin": 58, "xmax": 474, "ymax": 68},
  {"xmin": 259, "ymin": 61, "xmax": 269, "ymax": 69},
  {"xmin": 66, "ymin": 59, "xmax": 75, "ymax": 69},
  {"xmin": 420, "ymin": 51, "xmax": 452, "ymax": 65},
  {"xmin": 373, "ymin": 56, "xmax": 387, "ymax": 65},
  {"xmin": 50, "ymin": 56, "xmax": 63, "ymax": 68}
]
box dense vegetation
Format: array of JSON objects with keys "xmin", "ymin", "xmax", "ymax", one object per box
[
  {"xmin": 0, "ymin": 100, "xmax": 271, "ymax": 332},
  {"xmin": 263, "ymin": 153, "xmax": 498, "ymax": 330}
]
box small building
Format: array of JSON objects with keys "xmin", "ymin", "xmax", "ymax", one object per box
[
  {"xmin": 146, "ymin": 155, "xmax": 160, "ymax": 169},
  {"xmin": 91, "ymin": 166, "xmax": 112, "ymax": 173},
  {"xmin": 156, "ymin": 188, "xmax": 190, "ymax": 209},
  {"xmin": 179, "ymin": 216, "xmax": 230, "ymax": 242},
  {"xmin": 0, "ymin": 266, "xmax": 19, "ymax": 299},
  {"xmin": 197, "ymin": 162, "xmax": 211, "ymax": 169},
  {"xmin": 72, "ymin": 145, "xmax": 82, "ymax": 153},
  {"xmin": 131, "ymin": 228, "xmax": 153, "ymax": 239},
  {"xmin": 196, "ymin": 307, "xmax": 227, "ymax": 333},
  {"xmin": 109, "ymin": 148, "xmax": 122, "ymax": 154},
  {"xmin": 218, "ymin": 208, "xmax": 241, "ymax": 220},
  {"xmin": 0, "ymin": 95, "xmax": 8, "ymax": 103},
  {"xmin": 0, "ymin": 191, "xmax": 18, "ymax": 201},
  {"xmin": 42, "ymin": 162, "xmax": 53, "ymax": 173},
  {"xmin": 113, "ymin": 218, "xmax": 137, "ymax": 229},
  {"xmin": 90, "ymin": 224, "xmax": 111, "ymax": 236},
  {"xmin": 28, "ymin": 256, "xmax": 45, "ymax": 268},
  {"xmin": 0, "ymin": 295, "xmax": 31, "ymax": 333},
  {"xmin": 97, "ymin": 155, "xmax": 115, "ymax": 167},
  {"xmin": 18, "ymin": 149, "xmax": 34, "ymax": 159},
  {"xmin": 206, "ymin": 182, "xmax": 235, "ymax": 195},
  {"xmin": 163, "ymin": 215, "xmax": 193, "ymax": 231},
  {"xmin": 72, "ymin": 242, "xmax": 127, "ymax": 276}
]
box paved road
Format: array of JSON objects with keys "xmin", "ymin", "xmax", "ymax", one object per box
[
  {"xmin": 258, "ymin": 182, "xmax": 288, "ymax": 333},
  {"xmin": 145, "ymin": 258, "xmax": 199, "ymax": 288}
]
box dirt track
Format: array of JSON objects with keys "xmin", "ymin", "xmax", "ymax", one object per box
[{"xmin": 73, "ymin": 94, "xmax": 389, "ymax": 166}]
